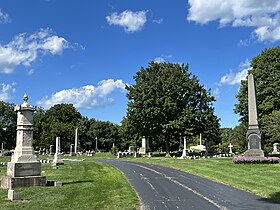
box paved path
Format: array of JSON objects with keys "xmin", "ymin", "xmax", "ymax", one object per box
[{"xmin": 100, "ymin": 160, "xmax": 280, "ymax": 210}]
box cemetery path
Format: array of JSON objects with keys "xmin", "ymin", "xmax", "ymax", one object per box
[{"xmin": 100, "ymin": 160, "xmax": 280, "ymax": 210}]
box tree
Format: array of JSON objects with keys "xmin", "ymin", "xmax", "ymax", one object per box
[
  {"xmin": 38, "ymin": 104, "xmax": 82, "ymax": 151},
  {"xmin": 235, "ymin": 46, "xmax": 280, "ymax": 148},
  {"xmin": 126, "ymin": 62, "xmax": 220, "ymax": 153},
  {"xmin": 0, "ymin": 101, "xmax": 16, "ymax": 149}
]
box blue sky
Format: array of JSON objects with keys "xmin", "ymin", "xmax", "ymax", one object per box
[{"xmin": 0, "ymin": 0, "xmax": 279, "ymax": 128}]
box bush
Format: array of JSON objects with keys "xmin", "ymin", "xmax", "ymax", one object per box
[
  {"xmin": 233, "ymin": 156, "xmax": 280, "ymax": 164},
  {"xmin": 110, "ymin": 146, "xmax": 118, "ymax": 156}
]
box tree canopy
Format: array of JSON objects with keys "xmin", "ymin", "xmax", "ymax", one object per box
[
  {"xmin": 235, "ymin": 46, "xmax": 280, "ymax": 150},
  {"xmin": 125, "ymin": 62, "xmax": 220, "ymax": 152}
]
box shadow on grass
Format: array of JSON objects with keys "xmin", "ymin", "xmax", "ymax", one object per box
[
  {"xmin": 257, "ymin": 192, "xmax": 280, "ymax": 204},
  {"xmin": 63, "ymin": 180, "xmax": 95, "ymax": 185}
]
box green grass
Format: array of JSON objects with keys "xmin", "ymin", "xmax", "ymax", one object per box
[
  {"xmin": 124, "ymin": 155, "xmax": 280, "ymax": 203},
  {"xmin": 0, "ymin": 156, "xmax": 139, "ymax": 210}
]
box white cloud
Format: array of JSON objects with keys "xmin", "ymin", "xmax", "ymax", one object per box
[
  {"xmin": 0, "ymin": 28, "xmax": 69, "ymax": 74},
  {"xmin": 37, "ymin": 79, "xmax": 127, "ymax": 109},
  {"xmin": 0, "ymin": 9, "xmax": 11, "ymax": 24},
  {"xmin": 0, "ymin": 82, "xmax": 16, "ymax": 101},
  {"xmin": 154, "ymin": 55, "xmax": 172, "ymax": 63},
  {"xmin": 106, "ymin": 10, "xmax": 147, "ymax": 33},
  {"xmin": 153, "ymin": 18, "xmax": 163, "ymax": 24},
  {"xmin": 187, "ymin": 0, "xmax": 280, "ymax": 42},
  {"xmin": 219, "ymin": 59, "xmax": 251, "ymax": 86}
]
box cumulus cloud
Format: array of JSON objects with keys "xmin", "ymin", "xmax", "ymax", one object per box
[
  {"xmin": 106, "ymin": 10, "xmax": 147, "ymax": 33},
  {"xmin": 0, "ymin": 28, "xmax": 69, "ymax": 74},
  {"xmin": 153, "ymin": 18, "xmax": 163, "ymax": 24},
  {"xmin": 213, "ymin": 88, "xmax": 220, "ymax": 98},
  {"xmin": 0, "ymin": 82, "xmax": 16, "ymax": 101},
  {"xmin": 37, "ymin": 79, "xmax": 127, "ymax": 109},
  {"xmin": 0, "ymin": 9, "xmax": 11, "ymax": 24},
  {"xmin": 219, "ymin": 59, "xmax": 251, "ymax": 86},
  {"xmin": 187, "ymin": 0, "xmax": 280, "ymax": 42}
]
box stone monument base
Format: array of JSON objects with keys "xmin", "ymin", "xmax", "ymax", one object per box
[
  {"xmin": 7, "ymin": 162, "xmax": 42, "ymax": 177},
  {"xmin": 1, "ymin": 176, "xmax": 46, "ymax": 189},
  {"xmin": 244, "ymin": 149, "xmax": 265, "ymax": 157}
]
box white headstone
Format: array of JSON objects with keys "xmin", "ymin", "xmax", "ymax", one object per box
[
  {"xmin": 53, "ymin": 137, "xmax": 64, "ymax": 166},
  {"xmin": 228, "ymin": 143, "xmax": 233, "ymax": 154}
]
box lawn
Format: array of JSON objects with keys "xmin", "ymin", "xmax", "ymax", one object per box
[
  {"xmin": 0, "ymin": 156, "xmax": 139, "ymax": 210},
  {"xmin": 124, "ymin": 154, "xmax": 280, "ymax": 203}
]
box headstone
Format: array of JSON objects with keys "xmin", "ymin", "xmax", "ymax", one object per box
[
  {"xmin": 244, "ymin": 74, "xmax": 265, "ymax": 157},
  {"xmin": 182, "ymin": 137, "xmax": 187, "ymax": 158},
  {"xmin": 228, "ymin": 143, "xmax": 233, "ymax": 154},
  {"xmin": 74, "ymin": 128, "xmax": 78, "ymax": 155},
  {"xmin": 95, "ymin": 137, "xmax": 98, "ymax": 152},
  {"xmin": 139, "ymin": 136, "xmax": 150, "ymax": 155},
  {"xmin": 1, "ymin": 94, "xmax": 46, "ymax": 189},
  {"xmin": 69, "ymin": 144, "xmax": 75, "ymax": 156},
  {"xmin": 49, "ymin": 145, "xmax": 54, "ymax": 156},
  {"xmin": 53, "ymin": 137, "xmax": 64, "ymax": 166},
  {"xmin": 272, "ymin": 143, "xmax": 280, "ymax": 154}
]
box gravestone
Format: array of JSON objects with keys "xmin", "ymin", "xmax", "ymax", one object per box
[
  {"xmin": 49, "ymin": 145, "xmax": 54, "ymax": 156},
  {"xmin": 52, "ymin": 137, "xmax": 64, "ymax": 166},
  {"xmin": 74, "ymin": 128, "xmax": 78, "ymax": 155},
  {"xmin": 69, "ymin": 144, "xmax": 75, "ymax": 156},
  {"xmin": 228, "ymin": 143, "xmax": 233, "ymax": 154},
  {"xmin": 244, "ymin": 74, "xmax": 265, "ymax": 157},
  {"xmin": 272, "ymin": 143, "xmax": 280, "ymax": 154},
  {"xmin": 139, "ymin": 136, "xmax": 150, "ymax": 155},
  {"xmin": 1, "ymin": 94, "xmax": 46, "ymax": 189},
  {"xmin": 181, "ymin": 137, "xmax": 187, "ymax": 158}
]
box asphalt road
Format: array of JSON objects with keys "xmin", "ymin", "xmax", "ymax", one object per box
[{"xmin": 100, "ymin": 160, "xmax": 280, "ymax": 210}]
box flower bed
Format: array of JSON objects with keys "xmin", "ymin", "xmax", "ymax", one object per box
[{"xmin": 233, "ymin": 156, "xmax": 280, "ymax": 164}]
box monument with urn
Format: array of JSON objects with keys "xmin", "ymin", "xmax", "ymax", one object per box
[{"xmin": 1, "ymin": 94, "xmax": 46, "ymax": 189}]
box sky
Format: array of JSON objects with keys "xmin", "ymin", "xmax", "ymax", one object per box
[{"xmin": 0, "ymin": 0, "xmax": 279, "ymax": 128}]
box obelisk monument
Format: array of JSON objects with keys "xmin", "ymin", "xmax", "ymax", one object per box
[
  {"xmin": 244, "ymin": 74, "xmax": 265, "ymax": 157},
  {"xmin": 1, "ymin": 94, "xmax": 46, "ymax": 189}
]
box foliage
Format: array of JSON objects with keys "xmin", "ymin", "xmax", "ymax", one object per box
[
  {"xmin": 0, "ymin": 101, "xmax": 16, "ymax": 149},
  {"xmin": 233, "ymin": 156, "xmax": 280, "ymax": 164},
  {"xmin": 111, "ymin": 145, "xmax": 118, "ymax": 156},
  {"xmin": 235, "ymin": 46, "xmax": 280, "ymax": 149},
  {"xmin": 126, "ymin": 62, "xmax": 220, "ymax": 153}
]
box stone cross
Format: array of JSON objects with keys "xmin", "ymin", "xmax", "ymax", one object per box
[
  {"xmin": 228, "ymin": 143, "xmax": 233, "ymax": 154},
  {"xmin": 244, "ymin": 74, "xmax": 264, "ymax": 157}
]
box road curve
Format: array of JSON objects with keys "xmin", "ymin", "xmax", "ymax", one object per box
[{"xmin": 100, "ymin": 160, "xmax": 280, "ymax": 210}]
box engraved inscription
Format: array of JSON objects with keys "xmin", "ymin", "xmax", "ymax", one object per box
[{"xmin": 248, "ymin": 134, "xmax": 260, "ymax": 149}]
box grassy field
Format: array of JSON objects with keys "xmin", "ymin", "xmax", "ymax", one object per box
[
  {"xmin": 1, "ymin": 152, "xmax": 280, "ymax": 209},
  {"xmin": 124, "ymin": 155, "xmax": 280, "ymax": 203},
  {"xmin": 0, "ymin": 155, "xmax": 139, "ymax": 210}
]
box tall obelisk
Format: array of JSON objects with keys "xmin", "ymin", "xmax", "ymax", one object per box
[{"xmin": 244, "ymin": 74, "xmax": 265, "ymax": 157}]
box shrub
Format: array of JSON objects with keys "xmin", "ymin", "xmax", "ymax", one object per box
[
  {"xmin": 111, "ymin": 146, "xmax": 118, "ymax": 156},
  {"xmin": 233, "ymin": 156, "xmax": 280, "ymax": 164}
]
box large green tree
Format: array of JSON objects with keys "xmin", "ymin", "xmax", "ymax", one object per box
[
  {"xmin": 37, "ymin": 104, "xmax": 82, "ymax": 151},
  {"xmin": 126, "ymin": 62, "xmax": 220, "ymax": 153},
  {"xmin": 235, "ymin": 46, "xmax": 280, "ymax": 149}
]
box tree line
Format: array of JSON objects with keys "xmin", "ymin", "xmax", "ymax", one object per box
[{"xmin": 1, "ymin": 46, "xmax": 279, "ymax": 153}]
